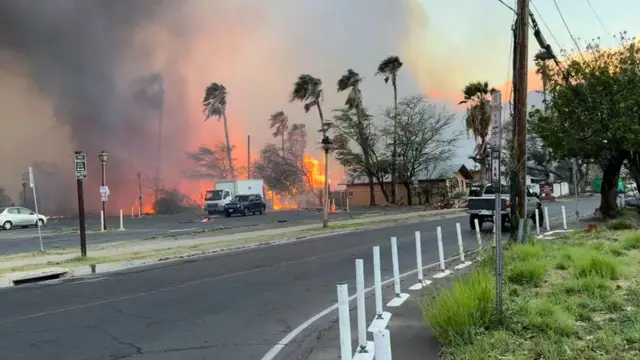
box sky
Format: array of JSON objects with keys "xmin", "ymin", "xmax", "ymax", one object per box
[{"xmin": 0, "ymin": 0, "xmax": 635, "ymax": 212}]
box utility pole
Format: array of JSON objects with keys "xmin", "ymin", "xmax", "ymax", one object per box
[
  {"xmin": 514, "ymin": 0, "xmax": 530, "ymax": 241},
  {"xmin": 247, "ymin": 134, "xmax": 251, "ymax": 179},
  {"xmin": 137, "ymin": 172, "xmax": 143, "ymax": 218}
]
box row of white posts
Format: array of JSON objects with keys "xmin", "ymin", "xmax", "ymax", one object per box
[
  {"xmin": 99, "ymin": 210, "xmax": 126, "ymax": 232},
  {"xmin": 336, "ymin": 223, "xmax": 482, "ymax": 360},
  {"xmin": 533, "ymin": 205, "xmax": 569, "ymax": 236}
]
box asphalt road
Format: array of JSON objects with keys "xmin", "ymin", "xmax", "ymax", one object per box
[
  {"xmin": 0, "ymin": 198, "xmax": 599, "ymax": 360},
  {"xmin": 0, "ymin": 210, "xmax": 361, "ymax": 255}
]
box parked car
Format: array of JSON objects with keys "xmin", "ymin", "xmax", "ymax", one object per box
[
  {"xmin": 0, "ymin": 207, "xmax": 47, "ymax": 230},
  {"xmin": 223, "ymin": 194, "xmax": 266, "ymax": 217}
]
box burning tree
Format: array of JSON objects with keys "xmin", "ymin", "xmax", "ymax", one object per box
[{"xmin": 269, "ymin": 111, "xmax": 289, "ymax": 155}]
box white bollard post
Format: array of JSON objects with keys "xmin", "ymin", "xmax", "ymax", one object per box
[
  {"xmin": 373, "ymin": 329, "xmax": 393, "ymax": 360},
  {"xmin": 561, "ymin": 205, "xmax": 567, "ymax": 230},
  {"xmin": 368, "ymin": 246, "xmax": 391, "ymax": 332},
  {"xmin": 409, "ymin": 231, "xmax": 431, "ymax": 290},
  {"xmin": 544, "ymin": 206, "xmax": 550, "ymax": 232},
  {"xmin": 337, "ymin": 283, "xmax": 352, "ymax": 360},
  {"xmin": 119, "ymin": 209, "xmax": 125, "ymax": 231},
  {"xmin": 474, "ymin": 218, "xmax": 482, "ymax": 246},
  {"xmin": 131, "ymin": 207, "xmax": 134, "ymax": 219},
  {"xmin": 355, "ymin": 259, "xmax": 370, "ymax": 353},
  {"xmin": 535, "ymin": 208, "xmax": 540, "ymax": 235},
  {"xmin": 100, "ymin": 210, "xmax": 105, "ymax": 232},
  {"xmin": 454, "ymin": 223, "xmax": 472, "ymax": 269},
  {"xmin": 386, "ymin": 237, "xmax": 409, "ymax": 307},
  {"xmin": 346, "ymin": 196, "xmax": 350, "ymax": 212},
  {"xmin": 433, "ymin": 227, "xmax": 451, "ymax": 278}
]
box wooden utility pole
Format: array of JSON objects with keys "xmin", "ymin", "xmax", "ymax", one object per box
[
  {"xmin": 514, "ymin": 0, "xmax": 529, "ymax": 241},
  {"xmin": 247, "ymin": 134, "xmax": 251, "ymax": 179},
  {"xmin": 137, "ymin": 172, "xmax": 143, "ymax": 218}
]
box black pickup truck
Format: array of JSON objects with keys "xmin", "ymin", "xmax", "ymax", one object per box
[{"xmin": 467, "ymin": 184, "xmax": 542, "ymax": 231}]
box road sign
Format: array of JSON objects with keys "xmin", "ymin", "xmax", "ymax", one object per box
[
  {"xmin": 75, "ymin": 152, "xmax": 87, "ymax": 180},
  {"xmin": 100, "ymin": 186, "xmax": 110, "ymax": 201},
  {"xmin": 490, "ymin": 91, "xmax": 502, "ymax": 148},
  {"xmin": 28, "ymin": 166, "xmax": 34, "ymax": 188},
  {"xmin": 491, "ymin": 154, "xmax": 501, "ymax": 183}
]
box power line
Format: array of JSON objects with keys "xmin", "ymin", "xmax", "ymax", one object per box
[
  {"xmin": 585, "ymin": 0, "xmax": 611, "ymax": 37},
  {"xmin": 497, "ymin": 0, "xmax": 515, "ymax": 13},
  {"xmin": 552, "ymin": 0, "xmax": 585, "ymax": 61},
  {"xmin": 530, "ymin": 1, "xmax": 563, "ymax": 54}
]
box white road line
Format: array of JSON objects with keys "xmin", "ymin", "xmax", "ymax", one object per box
[{"xmin": 259, "ymin": 255, "xmax": 467, "ymax": 360}]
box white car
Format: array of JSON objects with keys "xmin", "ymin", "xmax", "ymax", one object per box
[{"xmin": 0, "ymin": 207, "xmax": 47, "ymax": 230}]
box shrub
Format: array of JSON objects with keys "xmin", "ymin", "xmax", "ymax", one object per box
[
  {"xmin": 574, "ymin": 252, "xmax": 621, "ymax": 280},
  {"xmin": 620, "ymin": 232, "xmax": 640, "ymax": 250},
  {"xmin": 519, "ymin": 297, "xmax": 575, "ymax": 336},
  {"xmin": 509, "ymin": 243, "xmax": 545, "ymax": 262},
  {"xmin": 507, "ymin": 260, "xmax": 547, "ymax": 286},
  {"xmin": 606, "ymin": 218, "xmax": 634, "ymax": 230},
  {"xmin": 421, "ymin": 268, "xmax": 495, "ymax": 347}
]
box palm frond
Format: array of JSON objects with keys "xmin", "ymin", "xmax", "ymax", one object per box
[
  {"xmin": 376, "ymin": 56, "xmax": 403, "ymax": 76},
  {"xmin": 202, "ymin": 82, "xmax": 227, "ymax": 121},
  {"xmin": 268, "ymin": 111, "xmax": 289, "ymax": 138},
  {"xmin": 303, "ymin": 100, "xmax": 318, "ymax": 113},
  {"xmin": 290, "ymin": 74, "xmax": 322, "ymax": 103}
]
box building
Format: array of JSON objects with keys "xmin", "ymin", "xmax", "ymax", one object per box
[{"xmin": 340, "ymin": 164, "xmax": 474, "ymax": 207}]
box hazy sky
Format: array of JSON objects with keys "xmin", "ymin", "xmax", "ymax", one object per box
[{"xmin": 0, "ymin": 0, "xmax": 633, "ymax": 209}]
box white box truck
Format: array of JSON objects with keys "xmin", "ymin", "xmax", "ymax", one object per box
[{"xmin": 204, "ymin": 179, "xmax": 264, "ymax": 215}]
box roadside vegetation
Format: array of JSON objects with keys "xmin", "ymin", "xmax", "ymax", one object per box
[{"xmin": 421, "ymin": 226, "xmax": 640, "ymax": 359}]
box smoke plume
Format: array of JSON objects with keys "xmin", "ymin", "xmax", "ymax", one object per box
[{"xmin": 0, "ymin": 0, "xmax": 435, "ymax": 214}]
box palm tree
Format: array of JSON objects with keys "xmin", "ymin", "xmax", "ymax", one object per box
[
  {"xmin": 290, "ymin": 74, "xmax": 330, "ymax": 228},
  {"xmin": 269, "ymin": 111, "xmax": 289, "ymax": 156},
  {"xmin": 458, "ymin": 81, "xmax": 497, "ymax": 183},
  {"xmin": 337, "ymin": 69, "xmax": 377, "ymax": 206},
  {"xmin": 376, "ymin": 56, "xmax": 403, "ymax": 204},
  {"xmin": 202, "ymin": 82, "xmax": 235, "ymax": 179}
]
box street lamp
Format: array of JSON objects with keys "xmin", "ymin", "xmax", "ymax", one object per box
[
  {"xmin": 321, "ymin": 136, "xmax": 333, "ymax": 228},
  {"xmin": 98, "ymin": 151, "xmax": 109, "ymax": 230}
]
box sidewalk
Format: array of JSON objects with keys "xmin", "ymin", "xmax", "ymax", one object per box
[{"xmin": 0, "ymin": 208, "xmax": 465, "ymax": 274}]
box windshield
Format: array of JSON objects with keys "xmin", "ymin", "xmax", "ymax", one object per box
[
  {"xmin": 234, "ymin": 195, "xmax": 250, "ymax": 202},
  {"xmin": 205, "ymin": 190, "xmax": 223, "ymax": 201},
  {"xmin": 0, "ymin": 207, "xmax": 6, "ymax": 214}
]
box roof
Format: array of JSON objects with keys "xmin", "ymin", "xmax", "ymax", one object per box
[{"xmin": 339, "ymin": 163, "xmax": 472, "ymax": 185}]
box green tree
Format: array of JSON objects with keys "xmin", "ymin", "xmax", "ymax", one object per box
[
  {"xmin": 290, "ymin": 74, "xmax": 330, "ymax": 227},
  {"xmin": 530, "ymin": 37, "xmax": 640, "ymax": 218},
  {"xmin": 376, "ymin": 56, "xmax": 403, "ymax": 204},
  {"xmin": 337, "ymin": 69, "xmax": 377, "ymax": 206},
  {"xmin": 202, "ymin": 82, "xmax": 235, "ymax": 179},
  {"xmin": 268, "ymin": 111, "xmax": 289, "ymax": 155},
  {"xmin": 458, "ymin": 81, "xmax": 496, "ymax": 183}
]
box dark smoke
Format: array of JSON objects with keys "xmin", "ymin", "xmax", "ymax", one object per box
[{"xmin": 0, "ymin": 0, "xmax": 183, "ymax": 214}]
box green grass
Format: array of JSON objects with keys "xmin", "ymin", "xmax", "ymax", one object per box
[
  {"xmin": 421, "ymin": 230, "xmax": 640, "ymax": 360},
  {"xmin": 606, "ymin": 218, "xmax": 634, "ymax": 230}
]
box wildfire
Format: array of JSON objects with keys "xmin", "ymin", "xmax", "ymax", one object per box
[{"xmin": 270, "ymin": 154, "xmax": 325, "ymax": 210}]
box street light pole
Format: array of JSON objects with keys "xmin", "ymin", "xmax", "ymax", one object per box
[
  {"xmin": 321, "ymin": 136, "xmax": 333, "ymax": 228},
  {"xmin": 98, "ymin": 151, "xmax": 109, "ymax": 231}
]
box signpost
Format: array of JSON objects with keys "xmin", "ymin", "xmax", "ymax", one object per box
[
  {"xmin": 28, "ymin": 167, "xmax": 44, "ymax": 252},
  {"xmin": 75, "ymin": 151, "xmax": 88, "ymax": 257},
  {"xmin": 490, "ymin": 91, "xmax": 504, "ymax": 320}
]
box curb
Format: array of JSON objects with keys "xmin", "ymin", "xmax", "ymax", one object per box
[{"xmin": 0, "ymin": 210, "xmax": 467, "ymax": 289}]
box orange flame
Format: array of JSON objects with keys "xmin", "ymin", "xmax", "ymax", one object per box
[{"xmin": 270, "ymin": 154, "xmax": 325, "ymax": 210}]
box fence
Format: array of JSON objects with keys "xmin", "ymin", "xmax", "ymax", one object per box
[{"xmin": 329, "ymin": 204, "xmax": 571, "ymax": 359}]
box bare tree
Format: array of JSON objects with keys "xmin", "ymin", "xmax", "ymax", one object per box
[
  {"xmin": 286, "ymin": 123, "xmax": 307, "ymax": 162},
  {"xmin": 253, "ymin": 144, "xmax": 302, "ymax": 196},
  {"xmin": 185, "ymin": 143, "xmax": 243, "ymax": 181},
  {"xmin": 385, "ymin": 95, "xmax": 460, "ymax": 205}
]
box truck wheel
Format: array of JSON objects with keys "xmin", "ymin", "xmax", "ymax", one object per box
[
  {"xmin": 469, "ymin": 216, "xmax": 479, "ymax": 231},
  {"xmin": 207, "ymin": 211, "xmax": 214, "ymax": 215},
  {"xmin": 224, "ymin": 212, "xmax": 231, "ymax": 218},
  {"xmin": 259, "ymin": 207, "xmax": 264, "ymax": 215},
  {"xmin": 242, "ymin": 208, "xmax": 249, "ymax": 216}
]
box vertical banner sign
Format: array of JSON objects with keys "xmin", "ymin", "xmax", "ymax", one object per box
[
  {"xmin": 28, "ymin": 166, "xmax": 44, "ymax": 252},
  {"xmin": 74, "ymin": 151, "xmax": 88, "ymax": 257},
  {"xmin": 490, "ymin": 91, "xmax": 504, "ymax": 319}
]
